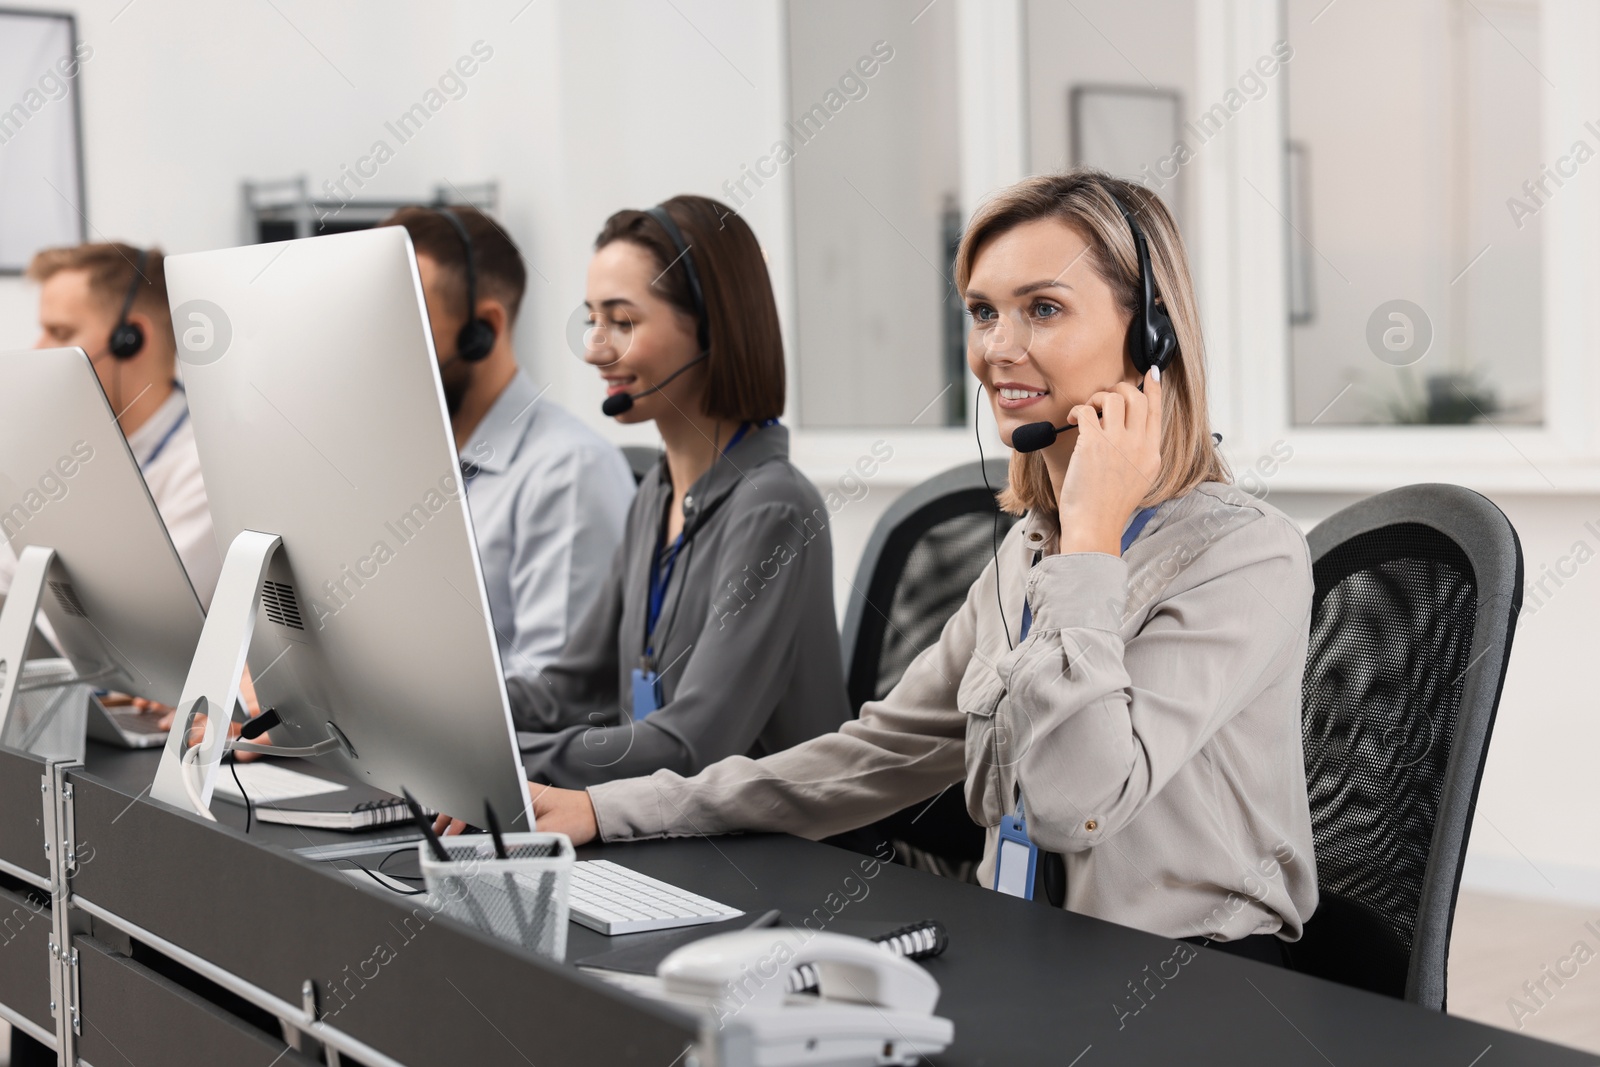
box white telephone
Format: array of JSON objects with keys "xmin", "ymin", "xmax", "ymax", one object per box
[{"xmin": 657, "ymin": 930, "xmax": 954, "ymax": 1066}]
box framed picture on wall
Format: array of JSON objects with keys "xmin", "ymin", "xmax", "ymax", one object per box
[
  {"xmin": 1286, "ymin": 139, "xmax": 1315, "ymax": 325},
  {"xmin": 1069, "ymin": 85, "xmax": 1184, "ymax": 225},
  {"xmin": 0, "ymin": 9, "xmax": 88, "ymax": 274}
]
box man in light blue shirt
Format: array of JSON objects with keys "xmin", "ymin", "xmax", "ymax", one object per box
[{"xmin": 381, "ymin": 206, "xmax": 634, "ymax": 680}]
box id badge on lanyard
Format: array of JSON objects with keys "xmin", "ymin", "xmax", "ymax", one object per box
[
  {"xmin": 631, "ymin": 666, "xmax": 662, "ymax": 720},
  {"xmin": 994, "ymin": 797, "xmax": 1039, "ymax": 899},
  {"xmin": 992, "ymin": 504, "xmax": 1159, "ymax": 899},
  {"xmin": 635, "ymin": 532, "xmax": 684, "ymax": 721}
]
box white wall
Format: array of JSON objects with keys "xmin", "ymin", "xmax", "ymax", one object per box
[{"xmin": 0, "ymin": 0, "xmax": 1594, "ymax": 907}]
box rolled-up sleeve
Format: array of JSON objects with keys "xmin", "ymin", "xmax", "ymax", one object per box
[{"xmin": 1001, "ymin": 517, "xmax": 1313, "ymax": 855}]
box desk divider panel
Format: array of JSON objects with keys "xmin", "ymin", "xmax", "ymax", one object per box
[
  {"xmin": 64, "ymin": 766, "xmax": 702, "ymax": 1067},
  {"xmin": 0, "ymin": 746, "xmax": 51, "ymax": 885},
  {"xmin": 0, "ymin": 883, "xmax": 55, "ymax": 1040},
  {"xmin": 75, "ymin": 934, "xmax": 323, "ymax": 1067}
]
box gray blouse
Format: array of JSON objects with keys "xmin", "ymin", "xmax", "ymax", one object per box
[
  {"xmin": 507, "ymin": 424, "xmax": 851, "ymax": 788},
  {"xmin": 588, "ymin": 481, "xmax": 1320, "ymax": 942}
]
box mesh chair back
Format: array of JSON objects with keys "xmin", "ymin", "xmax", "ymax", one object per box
[
  {"xmin": 842, "ymin": 460, "xmax": 1015, "ymax": 709},
  {"xmin": 1293, "ymin": 484, "xmax": 1522, "ymax": 1009},
  {"xmin": 837, "ymin": 460, "xmax": 1014, "ymax": 869}
]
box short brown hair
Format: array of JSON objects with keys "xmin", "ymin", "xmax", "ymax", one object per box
[
  {"xmin": 955, "ymin": 169, "xmax": 1230, "ymax": 515},
  {"xmin": 379, "ymin": 205, "xmax": 528, "ymax": 324},
  {"xmin": 594, "ymin": 195, "xmax": 784, "ymax": 423},
  {"xmin": 28, "ymin": 242, "xmax": 172, "ymax": 338}
]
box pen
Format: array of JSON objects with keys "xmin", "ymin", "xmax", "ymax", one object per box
[
  {"xmin": 486, "ymin": 798, "xmax": 534, "ymax": 948},
  {"xmin": 743, "ymin": 908, "xmax": 782, "ymax": 930},
  {"xmin": 484, "ymin": 800, "xmax": 509, "ymax": 860}
]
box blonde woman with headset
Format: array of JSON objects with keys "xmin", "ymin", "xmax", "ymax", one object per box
[{"xmin": 453, "ymin": 171, "xmax": 1320, "ymax": 961}]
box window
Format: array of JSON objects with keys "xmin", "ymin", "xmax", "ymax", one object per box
[
  {"xmin": 787, "ymin": 0, "xmax": 961, "ymax": 428},
  {"xmin": 1284, "ymin": 0, "xmax": 1544, "ymax": 427}
]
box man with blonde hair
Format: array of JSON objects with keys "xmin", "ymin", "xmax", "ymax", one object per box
[
  {"xmin": 4, "ymin": 241, "xmax": 222, "ymax": 1067},
  {"xmin": 2, "ymin": 242, "xmax": 220, "ymax": 604}
]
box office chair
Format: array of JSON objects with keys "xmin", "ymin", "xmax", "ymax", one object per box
[
  {"xmin": 829, "ymin": 459, "xmax": 1015, "ymax": 880},
  {"xmin": 1289, "ymin": 483, "xmax": 1523, "ymax": 1010},
  {"xmin": 620, "ymin": 445, "xmax": 660, "ymax": 486}
]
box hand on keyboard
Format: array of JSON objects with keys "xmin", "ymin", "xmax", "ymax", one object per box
[{"xmin": 435, "ymin": 781, "xmax": 598, "ymax": 844}]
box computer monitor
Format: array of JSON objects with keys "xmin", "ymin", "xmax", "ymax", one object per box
[
  {"xmin": 154, "ymin": 227, "xmax": 533, "ymax": 828},
  {"xmin": 0, "ymin": 347, "xmax": 207, "ymax": 740}
]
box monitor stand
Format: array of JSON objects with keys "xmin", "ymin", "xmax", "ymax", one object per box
[
  {"xmin": 150, "ymin": 530, "xmax": 350, "ymax": 818},
  {"xmin": 0, "ymin": 545, "xmax": 105, "ymax": 756}
]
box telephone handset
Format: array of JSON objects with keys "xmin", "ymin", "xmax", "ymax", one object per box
[{"xmin": 658, "ymin": 930, "xmax": 954, "ymax": 1066}]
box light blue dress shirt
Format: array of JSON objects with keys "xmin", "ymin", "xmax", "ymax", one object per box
[{"xmin": 460, "ymin": 371, "xmax": 635, "ymax": 684}]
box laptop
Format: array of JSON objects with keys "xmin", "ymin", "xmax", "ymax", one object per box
[{"xmin": 85, "ymin": 693, "xmax": 169, "ymax": 748}]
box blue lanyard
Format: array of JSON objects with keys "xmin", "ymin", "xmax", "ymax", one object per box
[
  {"xmin": 141, "ymin": 406, "xmax": 188, "ymax": 469},
  {"xmin": 140, "ymin": 383, "xmax": 188, "ymax": 467},
  {"xmin": 1018, "ymin": 505, "xmax": 1159, "ymax": 643},
  {"xmin": 642, "ymin": 419, "xmax": 771, "ymax": 659}
]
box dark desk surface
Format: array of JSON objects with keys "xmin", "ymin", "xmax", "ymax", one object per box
[{"xmin": 66, "ymin": 744, "xmax": 1600, "ymax": 1066}]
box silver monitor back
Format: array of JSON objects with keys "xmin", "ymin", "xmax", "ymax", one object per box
[
  {"xmin": 0, "ymin": 347, "xmax": 205, "ymax": 705},
  {"xmin": 162, "ymin": 227, "xmax": 532, "ymax": 827}
]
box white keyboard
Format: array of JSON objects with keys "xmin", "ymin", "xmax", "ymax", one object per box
[{"xmin": 567, "ymin": 859, "xmax": 743, "ymax": 935}]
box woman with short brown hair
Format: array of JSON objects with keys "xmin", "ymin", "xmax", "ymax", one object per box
[{"xmin": 503, "ymin": 195, "xmax": 850, "ymax": 788}]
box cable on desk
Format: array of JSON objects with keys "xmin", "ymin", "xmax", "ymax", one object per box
[
  {"xmin": 229, "ymin": 758, "xmax": 252, "ymax": 834},
  {"xmin": 376, "ymin": 848, "xmax": 426, "ymax": 884},
  {"xmin": 334, "ymin": 849, "xmax": 428, "ymax": 896}
]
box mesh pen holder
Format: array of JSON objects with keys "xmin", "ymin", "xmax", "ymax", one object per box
[{"xmin": 419, "ymin": 832, "xmax": 575, "ymax": 962}]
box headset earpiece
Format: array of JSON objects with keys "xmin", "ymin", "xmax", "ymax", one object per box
[
  {"xmin": 1108, "ymin": 191, "xmax": 1178, "ymax": 376},
  {"xmin": 434, "ymin": 208, "xmax": 496, "ymax": 364},
  {"xmin": 600, "ymin": 202, "xmax": 713, "ymax": 419},
  {"xmin": 107, "ymin": 249, "xmax": 149, "ymax": 361},
  {"xmin": 108, "ymin": 321, "xmax": 145, "ymax": 360},
  {"xmin": 454, "ymin": 318, "xmax": 496, "ymax": 364}
]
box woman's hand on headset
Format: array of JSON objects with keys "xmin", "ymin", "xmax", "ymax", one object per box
[{"xmin": 1054, "ymin": 366, "xmax": 1164, "ymax": 556}]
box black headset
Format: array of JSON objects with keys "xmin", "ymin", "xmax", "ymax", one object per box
[
  {"xmin": 599, "ymin": 203, "xmax": 711, "ymax": 417},
  {"xmin": 1009, "ymin": 188, "xmax": 1182, "ymax": 454},
  {"xmin": 107, "ymin": 248, "xmax": 149, "ymax": 360},
  {"xmin": 1107, "ymin": 190, "xmax": 1178, "ymax": 376},
  {"xmin": 644, "ymin": 204, "xmax": 710, "ymax": 354},
  {"xmin": 433, "ymin": 208, "xmax": 497, "ymax": 364}
]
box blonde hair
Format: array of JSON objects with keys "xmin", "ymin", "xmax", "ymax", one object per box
[
  {"xmin": 955, "ymin": 169, "xmax": 1230, "ymax": 515},
  {"xmin": 28, "ymin": 242, "xmax": 172, "ymax": 336}
]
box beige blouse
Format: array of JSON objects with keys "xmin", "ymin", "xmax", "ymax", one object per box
[{"xmin": 588, "ymin": 480, "xmax": 1320, "ymax": 942}]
